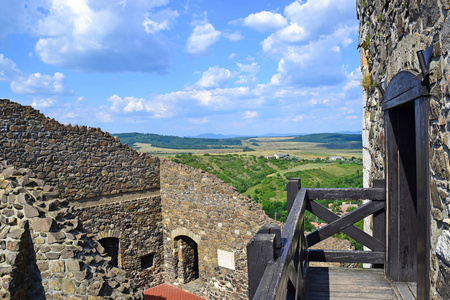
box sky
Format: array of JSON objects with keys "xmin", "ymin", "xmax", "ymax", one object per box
[{"xmin": 0, "ymin": 0, "xmax": 363, "ymax": 137}]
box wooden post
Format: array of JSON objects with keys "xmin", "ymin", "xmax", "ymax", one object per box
[
  {"xmin": 372, "ymin": 179, "xmax": 386, "ymax": 268},
  {"xmin": 247, "ymin": 224, "xmax": 281, "ymax": 299},
  {"xmin": 287, "ymin": 178, "xmax": 301, "ymax": 214}
]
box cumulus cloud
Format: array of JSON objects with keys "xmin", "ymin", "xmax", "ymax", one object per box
[
  {"xmin": 292, "ymin": 114, "xmax": 305, "ymax": 122},
  {"xmin": 243, "ymin": 11, "xmax": 287, "ymax": 32},
  {"xmin": 185, "ymin": 23, "xmax": 221, "ymax": 54},
  {"xmin": 284, "ymin": 0, "xmax": 356, "ymax": 39},
  {"xmin": 223, "ymin": 31, "xmax": 243, "ymax": 41},
  {"xmin": 33, "ymin": 0, "xmax": 176, "ymax": 72},
  {"xmin": 188, "ymin": 117, "xmax": 209, "ymax": 124},
  {"xmin": 143, "ymin": 9, "xmax": 179, "ymax": 33},
  {"xmin": 195, "ymin": 66, "xmax": 233, "ymax": 89},
  {"xmin": 243, "ymin": 111, "xmax": 257, "ymax": 119},
  {"xmin": 107, "ymin": 94, "xmax": 172, "ymax": 118},
  {"xmin": 11, "ymin": 72, "xmax": 70, "ymax": 95},
  {"xmin": 237, "ymin": 62, "xmax": 260, "ymax": 74},
  {"xmin": 31, "ymin": 98, "xmax": 57, "ymax": 109},
  {"xmin": 97, "ymin": 111, "xmax": 112, "ymax": 122},
  {"xmin": 269, "ymin": 26, "xmax": 356, "ymax": 87},
  {"xmin": 0, "ymin": 54, "xmax": 23, "ymax": 81}
]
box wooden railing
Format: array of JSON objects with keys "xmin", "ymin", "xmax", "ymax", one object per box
[{"xmin": 247, "ymin": 178, "xmax": 386, "ymax": 300}]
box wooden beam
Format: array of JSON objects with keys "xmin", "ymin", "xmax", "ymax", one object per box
[
  {"xmin": 308, "ymin": 249, "xmax": 385, "ymax": 264},
  {"xmin": 306, "ymin": 200, "xmax": 384, "ymax": 251},
  {"xmin": 307, "ymin": 201, "xmax": 385, "ymax": 248},
  {"xmin": 306, "ymin": 188, "xmax": 385, "ymax": 201}
]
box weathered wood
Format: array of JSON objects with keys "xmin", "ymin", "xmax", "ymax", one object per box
[
  {"xmin": 308, "ymin": 249, "xmax": 385, "ymax": 264},
  {"xmin": 287, "ymin": 178, "xmax": 301, "ymax": 214},
  {"xmin": 306, "ymin": 200, "xmax": 384, "ymax": 251},
  {"xmin": 383, "ymin": 71, "xmax": 423, "ymax": 110},
  {"xmin": 392, "ymin": 282, "xmax": 417, "ymax": 300},
  {"xmin": 307, "ymin": 200, "xmax": 385, "ymax": 248},
  {"xmin": 385, "ymin": 108, "xmax": 399, "ymax": 281},
  {"xmin": 415, "ymin": 97, "xmax": 430, "ymax": 300},
  {"xmin": 372, "ymin": 179, "xmax": 386, "ymax": 268},
  {"xmin": 247, "ymin": 225, "xmax": 281, "ymax": 300},
  {"xmin": 306, "ymin": 267, "xmax": 399, "ymax": 300},
  {"xmin": 252, "ymin": 189, "xmax": 308, "ymax": 300},
  {"xmin": 306, "ymin": 188, "xmax": 385, "ymax": 201}
]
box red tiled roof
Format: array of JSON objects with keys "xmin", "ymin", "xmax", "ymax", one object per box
[{"xmin": 144, "ymin": 284, "xmax": 206, "ymax": 300}]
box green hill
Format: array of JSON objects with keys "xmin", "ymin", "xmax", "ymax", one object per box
[
  {"xmin": 113, "ymin": 132, "xmax": 245, "ymax": 149},
  {"xmin": 286, "ymin": 133, "xmax": 362, "ymax": 149}
]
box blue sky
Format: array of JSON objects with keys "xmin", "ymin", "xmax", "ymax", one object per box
[{"xmin": 0, "ymin": 0, "xmax": 362, "ymax": 136}]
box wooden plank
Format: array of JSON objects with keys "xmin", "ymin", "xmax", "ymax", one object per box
[
  {"xmin": 306, "ymin": 200, "xmax": 384, "ymax": 251},
  {"xmin": 306, "ymin": 188, "xmax": 386, "ymax": 201},
  {"xmin": 393, "ymin": 282, "xmax": 416, "ymax": 300},
  {"xmin": 306, "ymin": 267, "xmax": 399, "ymax": 300},
  {"xmin": 286, "ymin": 178, "xmax": 301, "ymax": 214},
  {"xmin": 372, "ymin": 179, "xmax": 386, "ymax": 268},
  {"xmin": 383, "ymin": 71, "xmax": 423, "ymax": 110},
  {"xmin": 307, "ymin": 201, "xmax": 385, "ymax": 248},
  {"xmin": 415, "ymin": 97, "xmax": 430, "ymax": 300},
  {"xmin": 385, "ymin": 108, "xmax": 400, "ymax": 281},
  {"xmin": 308, "ymin": 250, "xmax": 385, "ymax": 264}
]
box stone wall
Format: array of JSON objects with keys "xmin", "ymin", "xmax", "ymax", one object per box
[
  {"xmin": 74, "ymin": 195, "xmax": 165, "ymax": 290},
  {"xmin": 0, "ymin": 99, "xmax": 159, "ymax": 201},
  {"xmin": 0, "ymin": 162, "xmax": 142, "ymax": 299},
  {"xmin": 356, "ymin": 0, "xmax": 450, "ymax": 298},
  {"xmin": 161, "ymin": 159, "xmax": 275, "ymax": 300}
]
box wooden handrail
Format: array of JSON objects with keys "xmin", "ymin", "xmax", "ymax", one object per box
[
  {"xmin": 250, "ymin": 188, "xmax": 308, "ymax": 300},
  {"xmin": 248, "ymin": 178, "xmax": 387, "ymax": 300}
]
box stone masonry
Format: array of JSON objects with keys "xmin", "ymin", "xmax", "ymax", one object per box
[
  {"xmin": 74, "ymin": 195, "xmax": 165, "ymax": 290},
  {"xmin": 0, "ymin": 161, "xmax": 142, "ymax": 299},
  {"xmin": 0, "ymin": 99, "xmax": 159, "ymax": 201},
  {"xmin": 0, "ymin": 99, "xmax": 275, "ymax": 299},
  {"xmin": 357, "ymin": 0, "xmax": 450, "ymax": 298},
  {"xmin": 161, "ymin": 160, "xmax": 275, "ymax": 300}
]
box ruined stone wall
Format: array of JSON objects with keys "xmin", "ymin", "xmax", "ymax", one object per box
[
  {"xmin": 161, "ymin": 159, "xmax": 275, "ymax": 300},
  {"xmin": 0, "ymin": 162, "xmax": 142, "ymax": 299},
  {"xmin": 0, "ymin": 99, "xmax": 159, "ymax": 201},
  {"xmin": 74, "ymin": 195, "xmax": 165, "ymax": 290},
  {"xmin": 357, "ymin": 0, "xmax": 450, "ymax": 298}
]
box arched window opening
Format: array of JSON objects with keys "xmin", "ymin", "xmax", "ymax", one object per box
[
  {"xmin": 99, "ymin": 237, "xmax": 119, "ymax": 267},
  {"xmin": 173, "ymin": 235, "xmax": 199, "ymax": 284}
]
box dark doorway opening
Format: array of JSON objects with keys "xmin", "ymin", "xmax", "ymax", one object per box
[
  {"xmin": 386, "ymin": 102, "xmax": 418, "ymax": 282},
  {"xmin": 383, "ymin": 70, "xmax": 430, "ymax": 299},
  {"xmin": 173, "ymin": 235, "xmax": 199, "ymax": 284},
  {"xmin": 99, "ymin": 237, "xmax": 119, "ymax": 267}
]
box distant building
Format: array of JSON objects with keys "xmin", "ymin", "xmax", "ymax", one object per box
[
  {"xmin": 274, "ymin": 153, "xmax": 289, "ymax": 159},
  {"xmin": 330, "ymin": 156, "xmax": 343, "ymax": 161}
]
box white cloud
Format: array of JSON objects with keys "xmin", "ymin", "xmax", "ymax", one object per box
[
  {"xmin": 188, "ymin": 117, "xmax": 209, "ymax": 124},
  {"xmin": 223, "ymin": 31, "xmax": 243, "ymax": 41},
  {"xmin": 228, "ymin": 53, "xmax": 237, "ymax": 60},
  {"xmin": 97, "ymin": 111, "xmax": 112, "ymax": 122},
  {"xmin": 107, "ymin": 94, "xmax": 172, "ymax": 118},
  {"xmin": 243, "ymin": 111, "xmax": 257, "ymax": 119},
  {"xmin": 143, "ymin": 9, "xmax": 179, "ymax": 33},
  {"xmin": 124, "ymin": 97, "xmax": 145, "ymax": 112},
  {"xmin": 11, "ymin": 72, "xmax": 70, "ymax": 95},
  {"xmin": 237, "ymin": 62, "xmax": 260, "ymax": 74},
  {"xmin": 63, "ymin": 112, "xmax": 79, "ymax": 119},
  {"xmin": 31, "ymin": 98, "xmax": 57, "ymax": 109},
  {"xmin": 0, "ymin": 54, "xmax": 23, "ymax": 81},
  {"xmin": 236, "ymin": 74, "xmax": 257, "ymax": 85},
  {"xmin": 33, "ymin": 0, "xmax": 175, "ymax": 72},
  {"xmin": 185, "ymin": 23, "xmax": 221, "ymax": 54},
  {"xmin": 292, "ymin": 114, "xmax": 305, "ymax": 122},
  {"xmin": 284, "ymin": 0, "xmax": 356, "ymax": 39},
  {"xmin": 195, "ymin": 66, "xmax": 233, "ymax": 89},
  {"xmin": 243, "ymin": 11, "xmax": 287, "ymax": 32}
]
